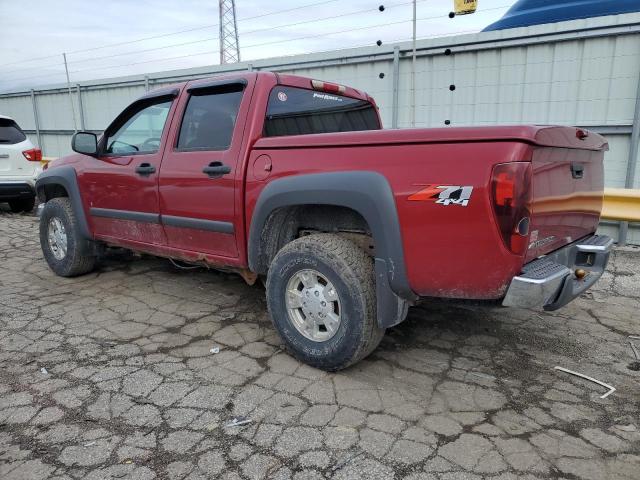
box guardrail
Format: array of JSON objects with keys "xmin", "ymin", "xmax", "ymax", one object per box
[{"xmin": 602, "ymin": 188, "xmax": 640, "ymax": 223}]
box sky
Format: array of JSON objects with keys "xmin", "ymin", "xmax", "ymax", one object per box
[{"xmin": 0, "ymin": 0, "xmax": 517, "ymax": 92}]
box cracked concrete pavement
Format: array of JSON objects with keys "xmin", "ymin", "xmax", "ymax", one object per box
[{"xmin": 0, "ymin": 210, "xmax": 639, "ymax": 480}]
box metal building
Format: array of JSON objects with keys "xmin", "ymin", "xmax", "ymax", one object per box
[{"xmin": 1, "ymin": 12, "xmax": 639, "ymax": 243}]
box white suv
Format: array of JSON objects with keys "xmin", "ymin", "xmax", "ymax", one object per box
[{"xmin": 0, "ymin": 115, "xmax": 42, "ymax": 213}]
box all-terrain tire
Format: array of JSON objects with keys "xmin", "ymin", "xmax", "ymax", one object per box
[
  {"xmin": 9, "ymin": 197, "xmax": 35, "ymax": 213},
  {"xmin": 39, "ymin": 197, "xmax": 96, "ymax": 277},
  {"xmin": 266, "ymin": 233, "xmax": 385, "ymax": 371}
]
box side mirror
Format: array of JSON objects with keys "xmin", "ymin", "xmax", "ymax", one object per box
[{"xmin": 71, "ymin": 132, "xmax": 98, "ymax": 156}]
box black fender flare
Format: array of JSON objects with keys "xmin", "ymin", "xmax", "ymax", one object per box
[
  {"xmin": 248, "ymin": 171, "xmax": 417, "ymax": 328},
  {"xmin": 36, "ymin": 166, "xmax": 93, "ymax": 246}
]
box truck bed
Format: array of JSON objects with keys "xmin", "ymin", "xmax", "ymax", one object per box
[{"xmin": 250, "ymin": 125, "xmax": 607, "ymax": 299}]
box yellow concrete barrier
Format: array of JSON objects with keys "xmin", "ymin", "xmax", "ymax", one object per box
[{"xmin": 602, "ymin": 188, "xmax": 640, "ymax": 222}]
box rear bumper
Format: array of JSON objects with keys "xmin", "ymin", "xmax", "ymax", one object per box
[
  {"xmin": 502, "ymin": 234, "xmax": 613, "ymax": 311},
  {"xmin": 0, "ymin": 181, "xmax": 36, "ymax": 200}
]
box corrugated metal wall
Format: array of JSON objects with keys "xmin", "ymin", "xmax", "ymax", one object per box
[{"xmin": 2, "ymin": 12, "xmax": 639, "ymax": 243}]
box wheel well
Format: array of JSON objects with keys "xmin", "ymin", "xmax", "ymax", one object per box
[
  {"xmin": 38, "ymin": 184, "xmax": 69, "ymax": 202},
  {"xmin": 255, "ymin": 205, "xmax": 373, "ymax": 275}
]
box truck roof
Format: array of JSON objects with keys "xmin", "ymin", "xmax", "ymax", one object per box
[{"xmin": 139, "ymin": 71, "xmax": 373, "ymax": 104}]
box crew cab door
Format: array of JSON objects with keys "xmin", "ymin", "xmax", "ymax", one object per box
[
  {"xmin": 158, "ymin": 77, "xmax": 252, "ymax": 258},
  {"xmin": 81, "ymin": 88, "xmax": 180, "ymax": 245}
]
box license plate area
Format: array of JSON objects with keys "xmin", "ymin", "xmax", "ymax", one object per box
[{"xmin": 575, "ymin": 251, "xmax": 595, "ymax": 267}]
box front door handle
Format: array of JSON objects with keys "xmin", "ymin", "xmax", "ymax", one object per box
[
  {"xmin": 203, "ymin": 161, "xmax": 231, "ymax": 178},
  {"xmin": 135, "ymin": 162, "xmax": 156, "ymax": 176}
]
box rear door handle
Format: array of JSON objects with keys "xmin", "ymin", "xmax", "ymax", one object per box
[
  {"xmin": 570, "ymin": 163, "xmax": 584, "ymax": 179},
  {"xmin": 135, "ymin": 162, "xmax": 156, "ymax": 176},
  {"xmin": 203, "ymin": 161, "xmax": 231, "ymax": 178}
]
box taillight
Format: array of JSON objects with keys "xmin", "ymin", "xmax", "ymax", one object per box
[
  {"xmin": 22, "ymin": 148, "xmax": 42, "ymax": 162},
  {"xmin": 311, "ymin": 79, "xmax": 346, "ymax": 94},
  {"xmin": 491, "ymin": 162, "xmax": 532, "ymax": 255}
]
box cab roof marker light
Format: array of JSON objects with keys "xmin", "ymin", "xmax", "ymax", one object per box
[{"xmin": 311, "ymin": 79, "xmax": 346, "ymax": 94}]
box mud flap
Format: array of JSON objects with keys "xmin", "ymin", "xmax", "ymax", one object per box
[{"xmin": 375, "ymin": 258, "xmax": 410, "ymax": 329}]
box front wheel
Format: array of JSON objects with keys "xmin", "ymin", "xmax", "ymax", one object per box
[
  {"xmin": 39, "ymin": 197, "xmax": 96, "ymax": 277},
  {"xmin": 266, "ymin": 234, "xmax": 384, "ymax": 371}
]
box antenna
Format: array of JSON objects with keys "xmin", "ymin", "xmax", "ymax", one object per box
[{"xmin": 219, "ymin": 0, "xmax": 241, "ymax": 64}]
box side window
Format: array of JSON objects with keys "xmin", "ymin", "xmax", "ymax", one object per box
[
  {"xmin": 177, "ymin": 86, "xmax": 244, "ymax": 151},
  {"xmin": 105, "ymin": 100, "xmax": 172, "ymax": 155},
  {"xmin": 264, "ymin": 86, "xmax": 380, "ymax": 137}
]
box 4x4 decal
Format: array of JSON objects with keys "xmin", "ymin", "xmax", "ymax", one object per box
[{"xmin": 408, "ymin": 185, "xmax": 474, "ymax": 207}]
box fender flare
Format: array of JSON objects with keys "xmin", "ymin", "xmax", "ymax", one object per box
[
  {"xmin": 36, "ymin": 166, "xmax": 92, "ymax": 241},
  {"xmin": 248, "ymin": 171, "xmax": 417, "ymax": 328}
]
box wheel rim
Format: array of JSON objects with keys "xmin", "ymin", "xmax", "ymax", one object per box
[
  {"xmin": 285, "ymin": 269, "xmax": 342, "ymax": 342},
  {"xmin": 47, "ymin": 217, "xmax": 67, "ymax": 260}
]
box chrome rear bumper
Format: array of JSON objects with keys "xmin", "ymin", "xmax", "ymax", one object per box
[{"xmin": 503, "ymin": 235, "xmax": 613, "ymax": 311}]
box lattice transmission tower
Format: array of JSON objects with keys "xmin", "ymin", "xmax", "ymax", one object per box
[{"xmin": 219, "ymin": 0, "xmax": 241, "ymax": 64}]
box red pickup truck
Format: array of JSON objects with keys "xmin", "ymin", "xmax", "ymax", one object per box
[{"xmin": 37, "ymin": 72, "xmax": 612, "ymax": 370}]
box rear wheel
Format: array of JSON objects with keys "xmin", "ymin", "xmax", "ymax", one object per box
[
  {"xmin": 8, "ymin": 197, "xmax": 35, "ymax": 213},
  {"xmin": 266, "ymin": 233, "xmax": 384, "ymax": 371},
  {"xmin": 39, "ymin": 197, "xmax": 96, "ymax": 277}
]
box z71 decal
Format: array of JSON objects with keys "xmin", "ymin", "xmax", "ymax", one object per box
[{"xmin": 408, "ymin": 185, "xmax": 474, "ymax": 207}]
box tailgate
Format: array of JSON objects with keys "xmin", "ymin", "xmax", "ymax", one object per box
[{"xmin": 527, "ymin": 140, "xmax": 605, "ymax": 262}]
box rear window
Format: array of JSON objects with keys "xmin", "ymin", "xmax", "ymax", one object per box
[
  {"xmin": 264, "ymin": 86, "xmax": 380, "ymax": 137},
  {"xmin": 0, "ymin": 118, "xmax": 27, "ymax": 144}
]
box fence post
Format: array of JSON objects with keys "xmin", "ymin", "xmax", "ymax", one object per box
[
  {"xmin": 76, "ymin": 84, "xmax": 86, "ymax": 130},
  {"xmin": 30, "ymin": 89, "xmax": 42, "ymax": 149},
  {"xmin": 144, "ymin": 75, "xmax": 150, "ymax": 92},
  {"xmin": 62, "ymin": 53, "xmax": 78, "ymax": 132},
  {"xmin": 392, "ymin": 46, "xmax": 400, "ymax": 129}
]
